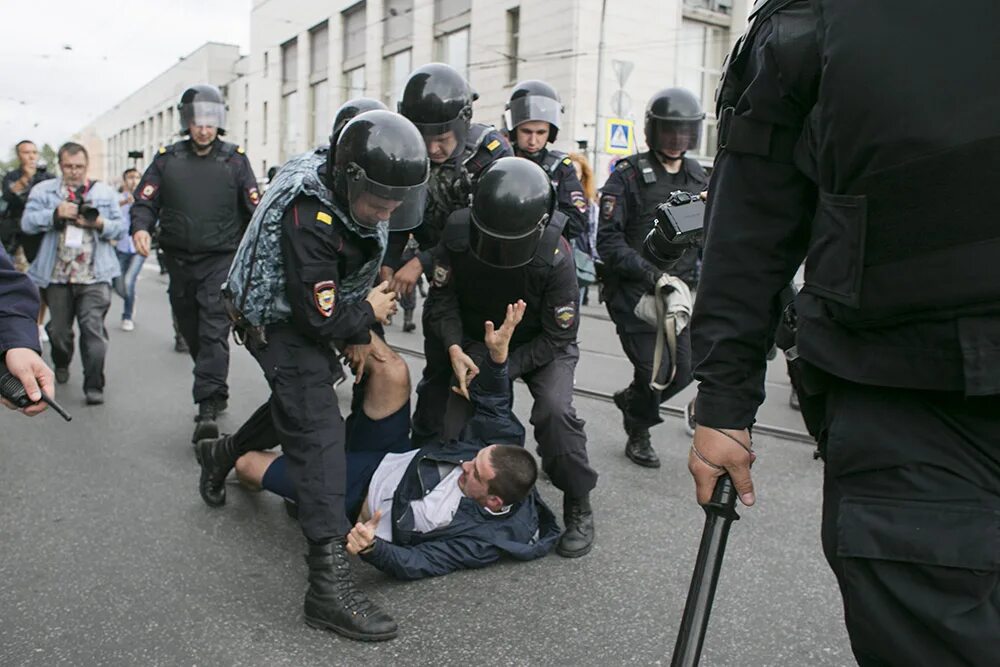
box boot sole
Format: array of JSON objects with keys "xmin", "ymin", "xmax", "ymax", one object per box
[
  {"xmin": 625, "ymin": 449, "xmax": 661, "ymax": 468},
  {"xmin": 304, "ymin": 614, "xmax": 398, "ymax": 642},
  {"xmin": 192, "ymin": 421, "xmax": 219, "ymax": 444},
  {"xmin": 556, "ymin": 541, "xmax": 594, "ymax": 559},
  {"xmin": 194, "ymin": 439, "xmax": 227, "ymax": 508}
]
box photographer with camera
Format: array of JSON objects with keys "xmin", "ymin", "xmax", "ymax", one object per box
[
  {"xmin": 2, "ymin": 140, "xmax": 54, "ymax": 269},
  {"xmin": 21, "ymin": 142, "xmax": 124, "ymax": 405},
  {"xmin": 596, "ymin": 88, "xmax": 709, "ymax": 469}
]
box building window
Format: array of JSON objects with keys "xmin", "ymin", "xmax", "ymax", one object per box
[
  {"xmin": 345, "ymin": 66, "xmax": 365, "ymax": 99},
  {"xmin": 506, "ymin": 8, "xmax": 520, "ymax": 84},
  {"xmin": 683, "ymin": 0, "xmax": 732, "ymax": 15},
  {"xmin": 678, "ymin": 19, "xmax": 728, "ymax": 157},
  {"xmin": 311, "ymin": 79, "xmax": 330, "ymax": 145},
  {"xmin": 383, "ymin": 50, "xmax": 411, "ymax": 110},
  {"xmin": 434, "ymin": 0, "xmax": 470, "ymax": 23},
  {"xmin": 244, "ymin": 83, "xmax": 249, "ymax": 110},
  {"xmin": 310, "ymin": 21, "xmax": 329, "ymax": 81},
  {"xmin": 262, "ymin": 101, "xmax": 268, "ymax": 145},
  {"xmin": 384, "ymin": 0, "xmax": 413, "ymax": 46},
  {"xmin": 436, "ymin": 28, "xmax": 469, "ymax": 80},
  {"xmin": 343, "ymin": 2, "xmax": 367, "ymax": 68},
  {"xmin": 281, "ymin": 91, "xmax": 301, "ymax": 161},
  {"xmin": 243, "ymin": 120, "xmax": 249, "ymax": 147},
  {"xmin": 282, "ymin": 37, "xmax": 298, "ymax": 93},
  {"xmin": 263, "ymin": 51, "xmax": 269, "ymax": 78}
]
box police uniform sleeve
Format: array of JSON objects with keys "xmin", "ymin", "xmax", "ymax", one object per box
[
  {"xmin": 422, "ymin": 246, "xmax": 464, "ymax": 350},
  {"xmin": 233, "ymin": 152, "xmax": 260, "ymax": 225},
  {"xmin": 507, "ymin": 237, "xmax": 580, "ymax": 380},
  {"xmin": 596, "ymin": 165, "xmax": 657, "ymax": 286},
  {"xmin": 383, "ymin": 230, "xmax": 410, "ymax": 272},
  {"xmin": 554, "ymin": 159, "xmax": 589, "ymax": 241},
  {"xmin": 0, "ymin": 245, "xmax": 41, "ymax": 355},
  {"xmin": 129, "ymin": 155, "xmax": 166, "ymax": 236},
  {"xmin": 280, "ymin": 197, "xmax": 377, "ymax": 344},
  {"xmin": 690, "ymin": 6, "xmax": 819, "ymax": 430}
]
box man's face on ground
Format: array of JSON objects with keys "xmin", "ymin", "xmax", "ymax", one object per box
[
  {"xmin": 458, "ymin": 445, "xmax": 499, "ymax": 508},
  {"xmin": 17, "ymin": 142, "xmax": 38, "ymax": 168},
  {"xmin": 189, "ymin": 124, "xmax": 219, "ymax": 149},
  {"xmin": 424, "ymin": 131, "xmax": 459, "ymax": 164},
  {"xmin": 351, "ymin": 191, "xmax": 402, "ymax": 226},
  {"xmin": 515, "ymin": 121, "xmax": 550, "ymax": 154},
  {"xmin": 124, "ymin": 171, "xmax": 141, "ymax": 192},
  {"xmin": 59, "ymin": 151, "xmax": 88, "ymax": 187}
]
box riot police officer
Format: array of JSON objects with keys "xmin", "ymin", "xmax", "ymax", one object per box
[
  {"xmin": 130, "ymin": 84, "xmax": 259, "ymax": 443},
  {"xmin": 504, "ymin": 79, "xmax": 588, "ymax": 240},
  {"xmin": 597, "ymin": 88, "xmax": 708, "ymax": 468},
  {"xmin": 421, "ymin": 157, "xmax": 598, "ymax": 558},
  {"xmin": 387, "ymin": 62, "xmax": 512, "ymax": 441},
  {"xmin": 688, "ymin": 2, "xmax": 1000, "ymax": 665},
  {"xmin": 196, "ymin": 109, "xmax": 428, "ymax": 641}
]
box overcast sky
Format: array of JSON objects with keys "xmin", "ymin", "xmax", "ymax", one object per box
[{"xmin": 0, "ymin": 0, "xmax": 251, "ymax": 158}]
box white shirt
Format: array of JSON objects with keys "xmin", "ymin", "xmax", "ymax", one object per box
[{"xmin": 366, "ymin": 452, "xmax": 464, "ymax": 542}]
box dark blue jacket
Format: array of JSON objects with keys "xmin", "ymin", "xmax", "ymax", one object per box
[
  {"xmin": 361, "ymin": 357, "xmax": 561, "ymax": 580},
  {"xmin": 0, "ymin": 244, "xmax": 41, "ymax": 357}
]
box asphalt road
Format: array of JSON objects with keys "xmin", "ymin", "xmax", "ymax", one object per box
[{"xmin": 0, "ymin": 265, "xmax": 852, "ymax": 666}]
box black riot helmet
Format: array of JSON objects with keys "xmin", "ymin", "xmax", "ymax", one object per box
[
  {"xmin": 397, "ymin": 63, "xmax": 476, "ymax": 159},
  {"xmin": 470, "ymin": 157, "xmax": 554, "ymax": 268},
  {"xmin": 504, "ymin": 79, "xmax": 564, "ymax": 144},
  {"xmin": 333, "ymin": 110, "xmax": 430, "ymax": 231},
  {"xmin": 644, "ymin": 87, "xmax": 705, "ymax": 158},
  {"xmin": 178, "ymin": 84, "xmax": 227, "ymax": 135},
  {"xmin": 325, "ymin": 97, "xmax": 388, "ymax": 184}
]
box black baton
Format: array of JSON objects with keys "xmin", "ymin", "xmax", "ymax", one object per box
[{"xmin": 670, "ymin": 475, "xmax": 740, "ymax": 667}]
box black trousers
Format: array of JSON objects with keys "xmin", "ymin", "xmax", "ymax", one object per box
[
  {"xmin": 416, "ymin": 339, "xmax": 598, "ymax": 499},
  {"xmin": 820, "ymin": 381, "xmax": 999, "ymax": 666},
  {"xmin": 235, "ymin": 326, "xmax": 349, "ymax": 541},
  {"xmin": 617, "ymin": 328, "xmax": 693, "ymax": 430},
  {"xmin": 45, "ymin": 282, "xmax": 111, "ymax": 391},
  {"xmin": 410, "ymin": 327, "xmax": 451, "ymax": 444},
  {"xmin": 162, "ymin": 253, "xmax": 233, "ymax": 404}
]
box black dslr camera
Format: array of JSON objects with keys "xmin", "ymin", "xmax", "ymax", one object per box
[{"xmin": 642, "ymin": 190, "xmax": 705, "ymax": 270}]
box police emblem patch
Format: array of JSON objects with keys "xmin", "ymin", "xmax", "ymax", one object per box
[
  {"xmin": 432, "ymin": 263, "xmax": 450, "ymax": 287},
  {"xmin": 601, "ymin": 195, "xmax": 616, "ymax": 219},
  {"xmin": 313, "ymin": 280, "xmax": 337, "ymax": 317},
  {"xmin": 571, "ymin": 191, "xmax": 588, "ymax": 213},
  {"xmin": 140, "ymin": 184, "xmax": 157, "ymax": 200},
  {"xmin": 554, "ymin": 304, "xmax": 576, "ymax": 329},
  {"xmin": 249, "ymin": 187, "xmax": 260, "ymax": 205}
]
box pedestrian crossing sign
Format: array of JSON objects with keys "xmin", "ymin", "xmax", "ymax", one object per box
[{"xmin": 605, "ymin": 118, "xmax": 634, "ymax": 155}]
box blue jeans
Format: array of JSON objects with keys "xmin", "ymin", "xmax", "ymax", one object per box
[{"xmin": 114, "ymin": 250, "xmax": 145, "ymax": 320}]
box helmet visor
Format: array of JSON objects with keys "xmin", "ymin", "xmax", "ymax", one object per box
[
  {"xmin": 469, "ymin": 210, "xmax": 546, "ymax": 268},
  {"xmin": 345, "ymin": 164, "xmax": 428, "ymax": 231},
  {"xmin": 189, "ymin": 101, "xmax": 227, "ymax": 129},
  {"xmin": 506, "ymin": 95, "xmax": 561, "ymax": 132},
  {"xmin": 651, "ymin": 119, "xmax": 701, "ymax": 154}
]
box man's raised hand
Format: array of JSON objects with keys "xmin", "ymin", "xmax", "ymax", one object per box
[
  {"xmin": 484, "ymin": 300, "xmax": 526, "ymax": 364},
  {"xmin": 346, "ymin": 509, "xmax": 382, "ymax": 555}
]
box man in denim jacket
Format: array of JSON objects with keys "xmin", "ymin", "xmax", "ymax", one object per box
[{"xmin": 21, "ymin": 142, "xmax": 124, "ymax": 404}]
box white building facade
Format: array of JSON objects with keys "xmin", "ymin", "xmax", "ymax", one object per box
[{"xmin": 78, "ymin": 0, "xmax": 750, "ymax": 186}]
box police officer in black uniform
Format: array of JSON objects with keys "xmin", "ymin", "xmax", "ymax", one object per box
[
  {"xmin": 196, "ymin": 110, "xmax": 428, "ymax": 641},
  {"xmin": 386, "ymin": 62, "xmax": 513, "ymax": 441},
  {"xmin": 597, "ymin": 88, "xmax": 708, "ymax": 468},
  {"xmin": 504, "ymin": 80, "xmax": 588, "ymax": 241},
  {"xmin": 688, "ymin": 2, "xmax": 1000, "ymax": 665},
  {"xmin": 131, "ymin": 84, "xmax": 259, "ymax": 443},
  {"xmin": 421, "ymin": 157, "xmax": 598, "ymax": 558}
]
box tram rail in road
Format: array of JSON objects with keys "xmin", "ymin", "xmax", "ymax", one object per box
[{"xmin": 388, "ymin": 342, "xmax": 814, "ymax": 445}]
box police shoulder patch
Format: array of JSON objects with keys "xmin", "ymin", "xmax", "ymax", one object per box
[
  {"xmin": 316, "ymin": 211, "xmax": 333, "ymax": 225},
  {"xmin": 562, "ymin": 157, "xmax": 572, "ymax": 166},
  {"xmin": 601, "ymin": 194, "xmax": 616, "ymax": 219},
  {"xmin": 486, "ymin": 139, "xmax": 501, "ymax": 152},
  {"xmin": 554, "ymin": 304, "xmax": 577, "ymax": 330},
  {"xmin": 248, "ymin": 187, "xmax": 260, "ymax": 205},
  {"xmin": 140, "ymin": 183, "xmax": 158, "ymax": 200},
  {"xmin": 432, "ymin": 262, "xmax": 451, "ymax": 288},
  {"xmin": 313, "ymin": 280, "xmax": 337, "ymax": 317},
  {"xmin": 571, "ymin": 191, "xmax": 588, "ymax": 213},
  {"xmin": 158, "ymin": 146, "xmax": 167, "ymax": 155}
]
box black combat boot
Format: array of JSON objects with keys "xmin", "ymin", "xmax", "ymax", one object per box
[
  {"xmin": 194, "ymin": 434, "xmax": 239, "ymax": 507},
  {"xmin": 304, "ymin": 539, "xmax": 398, "ymax": 641},
  {"xmin": 625, "ymin": 428, "xmax": 661, "ymax": 468},
  {"xmin": 402, "ymin": 309, "xmax": 416, "ymax": 333},
  {"xmin": 557, "ymin": 494, "xmax": 595, "ymax": 558},
  {"xmin": 192, "ymin": 400, "xmax": 220, "ymax": 443}
]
